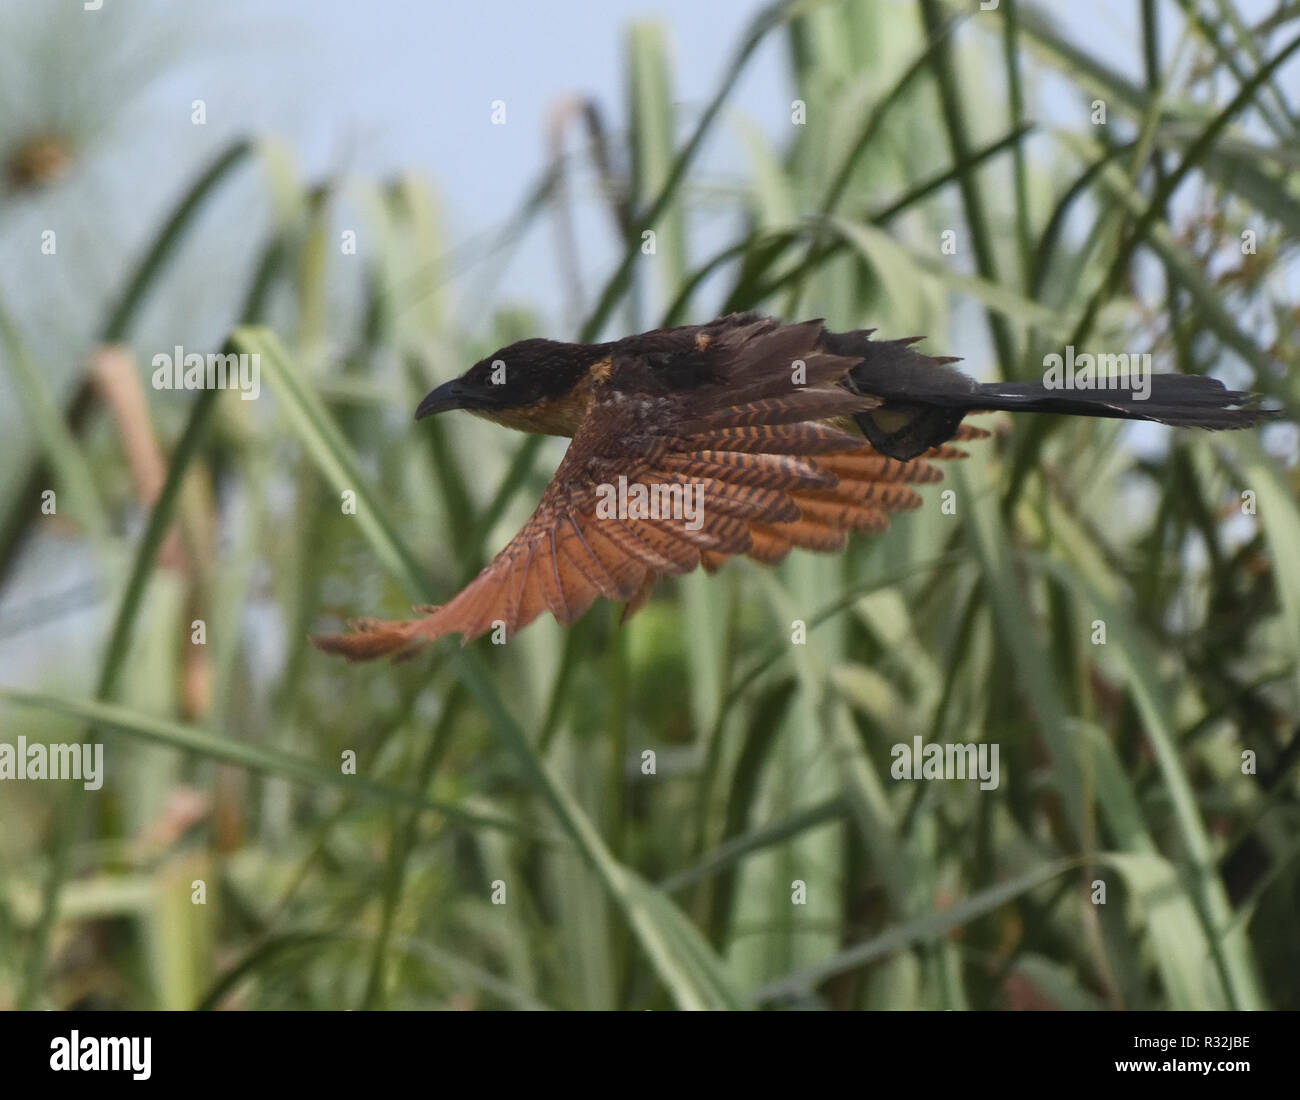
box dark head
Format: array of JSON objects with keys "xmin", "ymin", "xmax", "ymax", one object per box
[{"xmin": 414, "ymin": 337, "xmax": 602, "ymax": 436}]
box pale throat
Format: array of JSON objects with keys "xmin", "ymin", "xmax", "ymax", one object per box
[{"xmin": 469, "ymin": 397, "xmax": 584, "ymax": 437}]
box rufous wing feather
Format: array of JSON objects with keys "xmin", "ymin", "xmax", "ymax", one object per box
[{"xmin": 313, "ymin": 324, "xmax": 982, "ymax": 659}]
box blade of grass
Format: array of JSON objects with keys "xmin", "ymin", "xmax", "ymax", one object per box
[
  {"xmin": 753, "ymin": 857, "xmax": 1083, "ymax": 1003},
  {"xmin": 666, "ymin": 796, "xmax": 844, "ymax": 894},
  {"xmin": 1068, "ymin": 30, "xmax": 1300, "ymax": 353},
  {"xmin": 918, "ymin": 0, "xmax": 1017, "ymax": 373},
  {"xmin": 826, "ymin": 216, "xmax": 1071, "ymax": 336},
  {"xmin": 1035, "ymin": 556, "xmax": 1266, "ymax": 1009},
  {"xmin": 1243, "ymin": 450, "xmax": 1300, "ymax": 704},
  {"xmin": 956, "ymin": 456, "xmax": 1088, "ymax": 844},
  {"xmin": 0, "ymin": 690, "xmax": 533, "ymax": 838},
  {"xmin": 582, "ymin": 0, "xmax": 793, "ymax": 340},
  {"xmin": 0, "ymin": 300, "xmax": 108, "ymax": 540}
]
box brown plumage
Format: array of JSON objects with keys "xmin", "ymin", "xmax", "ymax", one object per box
[{"xmin": 311, "ymin": 313, "xmax": 1273, "ymax": 660}]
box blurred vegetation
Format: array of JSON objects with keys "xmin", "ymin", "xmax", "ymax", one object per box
[{"xmin": 1, "ymin": 0, "xmax": 1298, "ymax": 1010}]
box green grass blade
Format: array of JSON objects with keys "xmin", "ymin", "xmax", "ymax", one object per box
[{"xmin": 0, "ymin": 689, "xmax": 535, "ymax": 839}]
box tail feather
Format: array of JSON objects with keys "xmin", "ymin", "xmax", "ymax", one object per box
[
  {"xmin": 970, "ymin": 376, "xmax": 1273, "ymax": 430},
  {"xmin": 827, "ymin": 326, "xmax": 1279, "ymax": 459}
]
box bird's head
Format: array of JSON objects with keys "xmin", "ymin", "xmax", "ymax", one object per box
[{"xmin": 414, "ymin": 337, "xmax": 601, "ymax": 436}]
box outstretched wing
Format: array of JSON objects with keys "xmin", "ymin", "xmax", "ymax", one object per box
[{"xmin": 311, "ymin": 320, "xmax": 982, "ymax": 660}]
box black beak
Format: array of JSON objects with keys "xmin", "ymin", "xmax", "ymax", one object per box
[{"xmin": 415, "ymin": 378, "xmax": 466, "ymax": 420}]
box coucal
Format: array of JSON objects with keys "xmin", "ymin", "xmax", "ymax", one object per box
[{"xmin": 312, "ymin": 313, "xmax": 1272, "ymax": 660}]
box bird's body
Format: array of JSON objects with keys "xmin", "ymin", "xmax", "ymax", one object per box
[{"xmin": 314, "ymin": 314, "xmax": 1272, "ymax": 660}]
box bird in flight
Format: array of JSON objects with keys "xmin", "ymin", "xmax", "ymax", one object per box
[{"xmin": 312, "ymin": 313, "xmax": 1272, "ymax": 660}]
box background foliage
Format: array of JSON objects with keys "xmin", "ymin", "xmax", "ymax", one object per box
[{"xmin": 1, "ymin": 0, "xmax": 1298, "ymax": 1010}]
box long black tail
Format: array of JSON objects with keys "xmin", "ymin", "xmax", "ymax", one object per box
[
  {"xmin": 825, "ymin": 329, "xmax": 1276, "ymax": 461},
  {"xmin": 970, "ymin": 375, "xmax": 1270, "ymax": 429}
]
